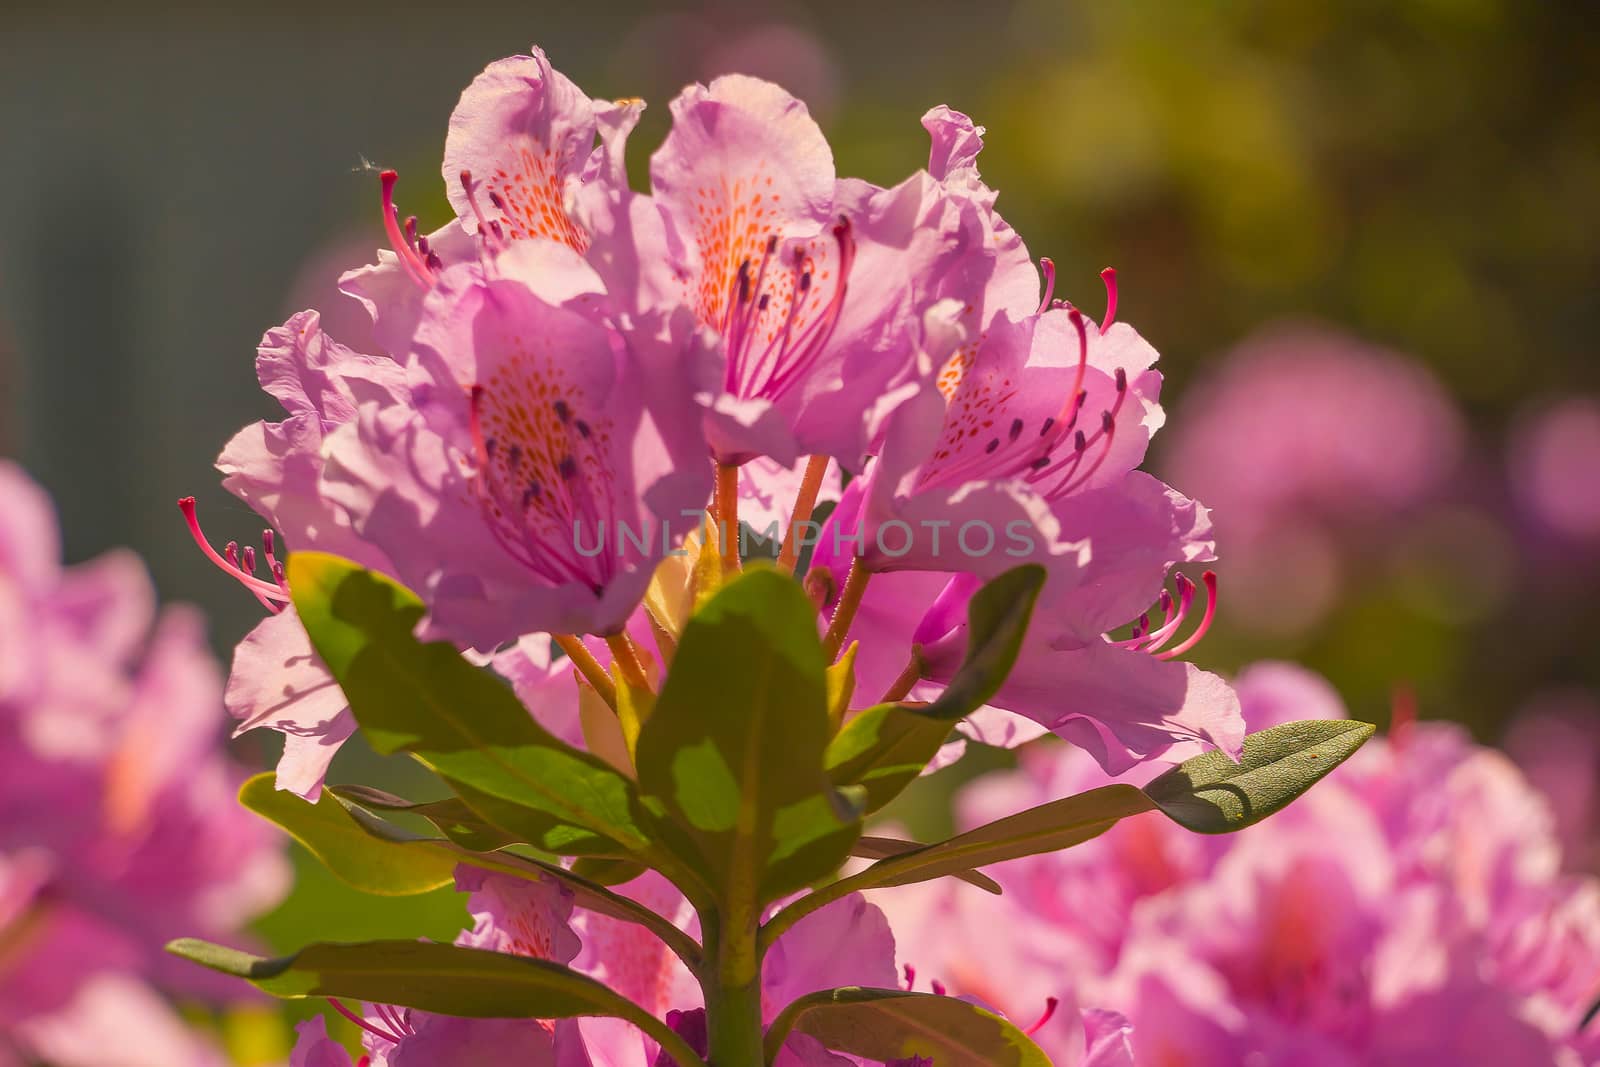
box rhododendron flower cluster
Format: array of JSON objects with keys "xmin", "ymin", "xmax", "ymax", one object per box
[
  {"xmin": 0, "ymin": 463, "xmax": 289, "ymax": 1067},
  {"xmin": 165, "ymin": 42, "xmax": 1381, "ymax": 1067},
  {"xmin": 879, "ymin": 663, "xmax": 1600, "ymax": 1065},
  {"xmin": 187, "ymin": 45, "xmax": 1242, "ymax": 804}
]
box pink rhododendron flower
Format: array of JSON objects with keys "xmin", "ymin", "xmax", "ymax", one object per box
[
  {"xmin": 617, "ymin": 75, "xmax": 983, "ymax": 471},
  {"xmin": 0, "ymin": 463, "xmax": 288, "ymax": 1067},
  {"xmin": 341, "ymin": 47, "xmax": 639, "ymax": 358},
  {"xmin": 809, "ymin": 293, "xmax": 1238, "ymax": 770},
  {"xmin": 876, "ymin": 662, "xmax": 1600, "ymax": 1065},
  {"xmin": 1160, "ymin": 323, "xmax": 1467, "ymax": 635},
  {"xmin": 320, "ymin": 240, "xmax": 712, "ymax": 647}
]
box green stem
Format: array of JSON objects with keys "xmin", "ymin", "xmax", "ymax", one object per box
[
  {"xmin": 707, "ymin": 975, "xmax": 765, "ymax": 1066},
  {"xmin": 704, "ymin": 906, "xmax": 765, "ymax": 1066}
]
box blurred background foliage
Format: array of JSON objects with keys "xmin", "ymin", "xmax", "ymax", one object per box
[{"xmin": 3, "ymin": 1, "xmax": 1597, "ymax": 1060}]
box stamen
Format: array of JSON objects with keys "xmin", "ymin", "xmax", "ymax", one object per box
[
  {"xmin": 1029, "ymin": 360, "xmax": 1129, "ymax": 499},
  {"xmin": 931, "ymin": 979, "xmax": 947, "ymax": 997},
  {"xmin": 329, "ymin": 999, "xmax": 404, "ymax": 1046},
  {"xmin": 1025, "ymin": 997, "xmax": 1060, "ymax": 1036},
  {"xmin": 458, "ymin": 170, "xmax": 507, "ymax": 252},
  {"xmin": 379, "ymin": 171, "xmax": 432, "ymax": 289},
  {"xmin": 177, "ymin": 498, "xmax": 290, "ymax": 605},
  {"xmin": 1100, "ymin": 267, "xmax": 1118, "ymax": 333},
  {"xmin": 903, "ymin": 964, "xmax": 917, "ymax": 992},
  {"xmin": 1116, "ymin": 574, "xmax": 1190, "ymax": 651},
  {"xmin": 1038, "ymin": 256, "xmax": 1057, "ymax": 313},
  {"xmin": 466, "ymin": 381, "xmax": 618, "ymax": 594},
  {"xmin": 732, "ymin": 216, "xmax": 856, "ymax": 400},
  {"xmin": 1032, "ymin": 309, "xmax": 1091, "ymax": 462},
  {"xmin": 375, "ymin": 1002, "xmax": 413, "ymax": 1039},
  {"xmin": 1156, "ymin": 571, "xmax": 1217, "ymax": 660}
]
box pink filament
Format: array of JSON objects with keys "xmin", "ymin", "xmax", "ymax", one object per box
[
  {"xmin": 1099, "ymin": 267, "xmax": 1118, "ymax": 333},
  {"xmin": 177, "ymin": 498, "xmax": 289, "ymax": 606},
  {"xmin": 1157, "ymin": 571, "xmax": 1217, "ymax": 660},
  {"xmin": 1110, "ymin": 571, "xmax": 1217, "ymax": 660},
  {"xmin": 1026, "ymin": 996, "xmax": 1060, "ymax": 1036},
  {"xmin": 330, "ymin": 1000, "xmax": 404, "ymax": 1046},
  {"xmin": 724, "ymin": 217, "xmax": 856, "ymax": 401},
  {"xmin": 379, "ymin": 170, "xmax": 432, "ymax": 289}
]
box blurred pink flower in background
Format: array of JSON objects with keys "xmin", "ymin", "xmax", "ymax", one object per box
[
  {"xmin": 0, "ymin": 463, "xmax": 289, "ymax": 1066},
  {"xmin": 284, "ymin": 235, "xmax": 383, "ymax": 357},
  {"xmin": 1161, "ymin": 323, "xmax": 1467, "ymax": 635},
  {"xmin": 1509, "ymin": 397, "xmax": 1600, "ymax": 545},
  {"xmin": 1506, "ymin": 688, "xmax": 1600, "ymax": 875},
  {"xmin": 609, "ymin": 17, "xmax": 843, "ymax": 125},
  {"xmin": 877, "ymin": 662, "xmax": 1600, "ymax": 1066}
]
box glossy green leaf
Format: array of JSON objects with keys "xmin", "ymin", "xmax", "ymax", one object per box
[
  {"xmin": 287, "ymin": 553, "xmax": 650, "ymax": 857},
  {"xmin": 570, "ymin": 857, "xmax": 649, "ymax": 887},
  {"xmin": 166, "ymin": 939, "xmax": 706, "ymax": 1066},
  {"xmin": 850, "ymin": 836, "xmax": 1000, "ymax": 894},
  {"xmin": 239, "ymin": 773, "xmax": 456, "ymax": 896},
  {"xmin": 921, "ymin": 564, "xmax": 1048, "ymax": 719},
  {"xmin": 763, "ymin": 784, "xmax": 1151, "ymax": 948},
  {"xmin": 849, "ymin": 784, "xmax": 1154, "ymax": 890},
  {"xmin": 766, "ymin": 987, "xmax": 1050, "ymax": 1066},
  {"xmin": 167, "ymin": 938, "xmax": 622, "ymax": 1014},
  {"xmin": 1144, "ymin": 719, "xmax": 1377, "ymax": 833},
  {"xmin": 329, "ymin": 792, "xmax": 703, "ymax": 968},
  {"xmin": 826, "ymin": 565, "xmax": 1046, "ymax": 812},
  {"xmin": 332, "ymin": 785, "xmax": 523, "ymax": 852},
  {"xmin": 635, "ymin": 566, "xmax": 857, "ymax": 907}
]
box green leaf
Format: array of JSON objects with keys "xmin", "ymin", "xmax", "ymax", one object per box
[
  {"xmin": 239, "ymin": 774, "xmax": 456, "ymax": 896},
  {"xmin": 825, "ymin": 642, "xmax": 858, "ymax": 734},
  {"xmin": 763, "ymin": 784, "xmax": 1151, "ymax": 949},
  {"xmin": 850, "ymin": 836, "xmax": 1000, "ymax": 895},
  {"xmin": 330, "ymin": 788, "xmax": 703, "ymax": 969},
  {"xmin": 921, "ymin": 565, "xmax": 1048, "ymax": 719},
  {"xmin": 635, "ymin": 566, "xmax": 858, "ymax": 909},
  {"xmin": 766, "ymin": 988, "xmax": 1050, "ymax": 1066},
  {"xmin": 166, "ymin": 939, "xmax": 707, "ymax": 1066},
  {"xmin": 167, "ymin": 938, "xmax": 624, "ymax": 1015},
  {"xmin": 1144, "ymin": 719, "xmax": 1376, "ymax": 834},
  {"xmin": 848, "ymin": 784, "xmax": 1154, "ymax": 890},
  {"xmin": 287, "ymin": 553, "xmax": 651, "ymax": 858},
  {"xmin": 331, "ymin": 785, "xmax": 523, "ymax": 852},
  {"xmin": 825, "ymin": 704, "xmax": 957, "ymax": 814},
  {"xmin": 825, "ymin": 565, "xmax": 1046, "ymax": 813},
  {"xmin": 570, "ymin": 857, "xmax": 649, "ymax": 886}
]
